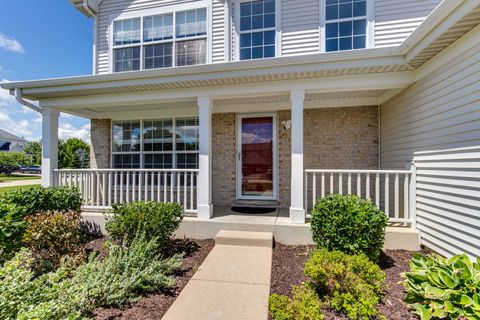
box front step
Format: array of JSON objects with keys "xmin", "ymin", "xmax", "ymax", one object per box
[
  {"xmin": 232, "ymin": 199, "xmax": 280, "ymax": 208},
  {"xmin": 215, "ymin": 230, "xmax": 273, "ymax": 248}
]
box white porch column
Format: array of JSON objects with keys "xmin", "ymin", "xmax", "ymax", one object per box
[
  {"xmin": 197, "ymin": 96, "xmax": 213, "ymax": 219},
  {"xmin": 290, "ymin": 90, "xmax": 305, "ymax": 224},
  {"xmin": 41, "ymin": 108, "xmax": 59, "ymax": 187}
]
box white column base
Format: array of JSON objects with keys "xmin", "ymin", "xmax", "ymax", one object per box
[
  {"xmin": 197, "ymin": 204, "xmax": 214, "ymax": 220},
  {"xmin": 290, "ymin": 207, "xmax": 306, "ymax": 224}
]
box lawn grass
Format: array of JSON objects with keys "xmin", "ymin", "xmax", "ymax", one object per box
[
  {"xmin": 0, "ymin": 184, "xmax": 39, "ymax": 194},
  {"xmin": 0, "ymin": 174, "xmax": 41, "ymax": 183}
]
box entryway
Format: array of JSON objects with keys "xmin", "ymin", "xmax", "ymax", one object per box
[{"xmin": 236, "ymin": 114, "xmax": 278, "ymax": 201}]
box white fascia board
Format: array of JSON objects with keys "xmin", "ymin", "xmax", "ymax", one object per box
[
  {"xmin": 0, "ymin": 47, "xmax": 401, "ymax": 91},
  {"xmin": 39, "ymin": 71, "xmax": 415, "ymax": 109}
]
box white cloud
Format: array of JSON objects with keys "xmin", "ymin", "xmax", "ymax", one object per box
[
  {"xmin": 0, "ymin": 33, "xmax": 25, "ymax": 53},
  {"xmin": 59, "ymin": 121, "xmax": 91, "ymax": 143}
]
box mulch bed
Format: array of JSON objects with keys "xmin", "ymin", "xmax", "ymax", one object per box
[
  {"xmin": 270, "ymin": 243, "xmax": 424, "ymax": 319},
  {"xmin": 91, "ymin": 238, "xmax": 215, "ymax": 320}
]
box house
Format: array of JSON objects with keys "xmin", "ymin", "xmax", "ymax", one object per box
[
  {"xmin": 1, "ymin": 0, "xmax": 479, "ymax": 258},
  {"xmin": 0, "ymin": 129, "xmax": 26, "ymax": 152}
]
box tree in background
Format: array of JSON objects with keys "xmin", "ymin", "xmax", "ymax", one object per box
[
  {"xmin": 23, "ymin": 141, "xmax": 42, "ymax": 165},
  {"xmin": 59, "ymin": 138, "xmax": 90, "ymax": 169},
  {"xmin": 0, "ymin": 152, "xmax": 31, "ymax": 170}
]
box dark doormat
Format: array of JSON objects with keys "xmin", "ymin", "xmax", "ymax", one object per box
[{"xmin": 231, "ymin": 206, "xmax": 277, "ymax": 214}]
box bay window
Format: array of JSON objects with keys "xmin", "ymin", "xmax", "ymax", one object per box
[
  {"xmin": 239, "ymin": 0, "xmax": 276, "ymax": 60},
  {"xmin": 112, "ymin": 8, "xmax": 207, "ymax": 73},
  {"xmin": 112, "ymin": 118, "xmax": 199, "ymax": 169},
  {"xmin": 325, "ymin": 0, "xmax": 367, "ymax": 52}
]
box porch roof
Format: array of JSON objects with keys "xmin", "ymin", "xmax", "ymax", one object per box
[{"xmin": 0, "ymin": 0, "xmax": 478, "ymax": 117}]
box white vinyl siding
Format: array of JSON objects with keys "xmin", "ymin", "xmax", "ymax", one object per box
[
  {"xmin": 375, "ymin": 0, "xmax": 442, "ymax": 47},
  {"xmin": 380, "ymin": 41, "xmax": 480, "ymax": 168},
  {"xmin": 212, "ymin": 0, "xmax": 227, "ymax": 62},
  {"xmin": 281, "ymin": 0, "xmax": 320, "ymax": 56}
]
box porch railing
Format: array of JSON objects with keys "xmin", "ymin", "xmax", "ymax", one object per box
[
  {"xmin": 54, "ymin": 169, "xmax": 199, "ymax": 214},
  {"xmin": 304, "ymin": 169, "xmax": 415, "ymax": 225}
]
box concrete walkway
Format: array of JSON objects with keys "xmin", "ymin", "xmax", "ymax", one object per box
[{"xmin": 162, "ymin": 230, "xmax": 273, "ymax": 320}]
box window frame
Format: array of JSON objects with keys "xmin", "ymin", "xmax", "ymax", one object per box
[
  {"xmin": 234, "ymin": 0, "xmax": 281, "ymax": 61},
  {"xmin": 320, "ymin": 0, "xmax": 374, "ymax": 53},
  {"xmin": 111, "ymin": 117, "xmax": 200, "ymax": 170},
  {"xmin": 109, "ymin": 2, "xmax": 211, "ymax": 73}
]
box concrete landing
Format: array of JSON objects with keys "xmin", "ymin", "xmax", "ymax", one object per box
[{"xmin": 162, "ymin": 230, "xmax": 273, "ymax": 320}]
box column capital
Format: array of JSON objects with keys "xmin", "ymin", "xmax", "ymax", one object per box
[
  {"xmin": 290, "ymin": 90, "xmax": 305, "ymax": 103},
  {"xmin": 197, "ymin": 96, "xmax": 213, "ymax": 109},
  {"xmin": 41, "ymin": 108, "xmax": 60, "ymax": 117}
]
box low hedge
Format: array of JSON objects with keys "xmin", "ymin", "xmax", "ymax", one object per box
[
  {"xmin": 311, "ymin": 194, "xmax": 388, "ymax": 262},
  {"xmin": 106, "ymin": 201, "xmax": 183, "ymax": 249}
]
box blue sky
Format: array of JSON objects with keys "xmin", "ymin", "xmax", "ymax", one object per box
[{"xmin": 0, "ymin": 0, "xmax": 93, "ymax": 142}]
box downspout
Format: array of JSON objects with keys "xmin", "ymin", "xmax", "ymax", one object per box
[{"xmin": 13, "ymin": 88, "xmax": 41, "ymax": 113}]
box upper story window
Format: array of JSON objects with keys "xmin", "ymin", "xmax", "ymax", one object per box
[
  {"xmin": 239, "ymin": 0, "xmax": 276, "ymax": 60},
  {"xmin": 325, "ymin": 0, "xmax": 367, "ymax": 52},
  {"xmin": 112, "ymin": 8, "xmax": 207, "ymax": 73}
]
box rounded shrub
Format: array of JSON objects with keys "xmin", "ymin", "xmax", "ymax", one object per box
[
  {"xmin": 310, "ymin": 194, "xmax": 387, "ymax": 261},
  {"xmin": 106, "ymin": 201, "xmax": 183, "ymax": 249}
]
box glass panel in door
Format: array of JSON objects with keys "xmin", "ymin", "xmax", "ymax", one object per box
[{"xmin": 241, "ymin": 116, "xmax": 274, "ymax": 197}]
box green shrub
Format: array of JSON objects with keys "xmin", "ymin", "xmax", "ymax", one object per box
[
  {"xmin": 23, "ymin": 210, "xmax": 86, "ymax": 272},
  {"xmin": 0, "ymin": 186, "xmax": 82, "ymax": 215},
  {"xmin": 305, "ymin": 249, "xmax": 385, "ymax": 319},
  {"xmin": 106, "ymin": 201, "xmax": 183, "ymax": 248},
  {"xmin": 0, "ymin": 234, "xmax": 182, "ymax": 319},
  {"xmin": 0, "ymin": 152, "xmax": 31, "ymax": 170},
  {"xmin": 270, "ymin": 284, "xmax": 324, "ymax": 320},
  {"xmin": 402, "ymin": 253, "xmax": 480, "ymax": 320},
  {"xmin": 0, "ymin": 202, "xmax": 27, "ymax": 262},
  {"xmin": 0, "ymin": 186, "xmax": 82, "ymax": 262},
  {"xmin": 310, "ymin": 194, "xmax": 388, "ymax": 261}
]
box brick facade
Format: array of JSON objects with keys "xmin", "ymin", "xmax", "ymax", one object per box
[{"xmin": 90, "ymin": 119, "xmax": 111, "ymax": 169}]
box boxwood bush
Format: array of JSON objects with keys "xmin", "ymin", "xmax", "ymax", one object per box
[
  {"xmin": 311, "ymin": 194, "xmax": 388, "ymax": 261},
  {"xmin": 106, "ymin": 201, "xmax": 183, "ymax": 248}
]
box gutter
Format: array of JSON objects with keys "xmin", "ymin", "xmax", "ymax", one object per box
[{"xmin": 13, "ymin": 88, "xmax": 41, "ymax": 113}]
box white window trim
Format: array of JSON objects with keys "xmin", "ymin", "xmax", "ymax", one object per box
[
  {"xmin": 319, "ymin": 0, "xmax": 375, "ymax": 53},
  {"xmin": 233, "ymin": 0, "xmax": 281, "ymax": 61},
  {"xmin": 111, "ymin": 117, "xmax": 199, "ymax": 169},
  {"xmin": 108, "ymin": 1, "xmax": 211, "ymax": 73}
]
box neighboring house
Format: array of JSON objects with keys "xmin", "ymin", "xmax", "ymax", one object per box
[
  {"xmin": 1, "ymin": 0, "xmax": 480, "ymax": 258},
  {"xmin": 0, "ymin": 129, "xmax": 26, "ymax": 152}
]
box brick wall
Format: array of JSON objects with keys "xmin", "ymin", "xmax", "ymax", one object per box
[
  {"xmin": 90, "ymin": 119, "xmax": 111, "ymax": 169},
  {"xmin": 212, "ymin": 113, "xmax": 237, "ymax": 206}
]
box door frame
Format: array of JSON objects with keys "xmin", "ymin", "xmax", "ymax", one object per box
[{"xmin": 236, "ymin": 113, "xmax": 279, "ymax": 201}]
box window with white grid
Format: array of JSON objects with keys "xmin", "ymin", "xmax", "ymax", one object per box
[
  {"xmin": 112, "ymin": 8, "xmax": 207, "ymax": 73},
  {"xmin": 325, "ymin": 0, "xmax": 367, "ymax": 52}
]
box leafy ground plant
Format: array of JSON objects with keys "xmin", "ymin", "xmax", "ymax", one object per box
[
  {"xmin": 0, "ymin": 233, "xmax": 182, "ymax": 319},
  {"xmin": 402, "ymin": 253, "xmax": 480, "ymax": 320},
  {"xmin": 310, "ymin": 194, "xmax": 387, "ymax": 262},
  {"xmin": 270, "ymin": 284, "xmax": 324, "ymax": 320}
]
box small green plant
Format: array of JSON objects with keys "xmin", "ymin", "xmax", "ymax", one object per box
[
  {"xmin": 310, "ymin": 194, "xmax": 388, "ymax": 261},
  {"xmin": 0, "ymin": 202, "xmax": 27, "ymax": 262},
  {"xmin": 305, "ymin": 249, "xmax": 385, "ymax": 319},
  {"xmin": 269, "ymin": 249, "xmax": 385, "ymax": 320},
  {"xmin": 270, "ymin": 284, "xmax": 324, "ymax": 320},
  {"xmin": 22, "ymin": 210, "xmax": 86, "ymax": 272},
  {"xmin": 107, "ymin": 201, "xmax": 183, "ymax": 248},
  {"xmin": 402, "ymin": 253, "xmax": 480, "ymax": 320}
]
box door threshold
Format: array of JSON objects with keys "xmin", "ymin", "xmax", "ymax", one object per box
[{"xmin": 233, "ymin": 199, "xmax": 281, "ymax": 208}]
